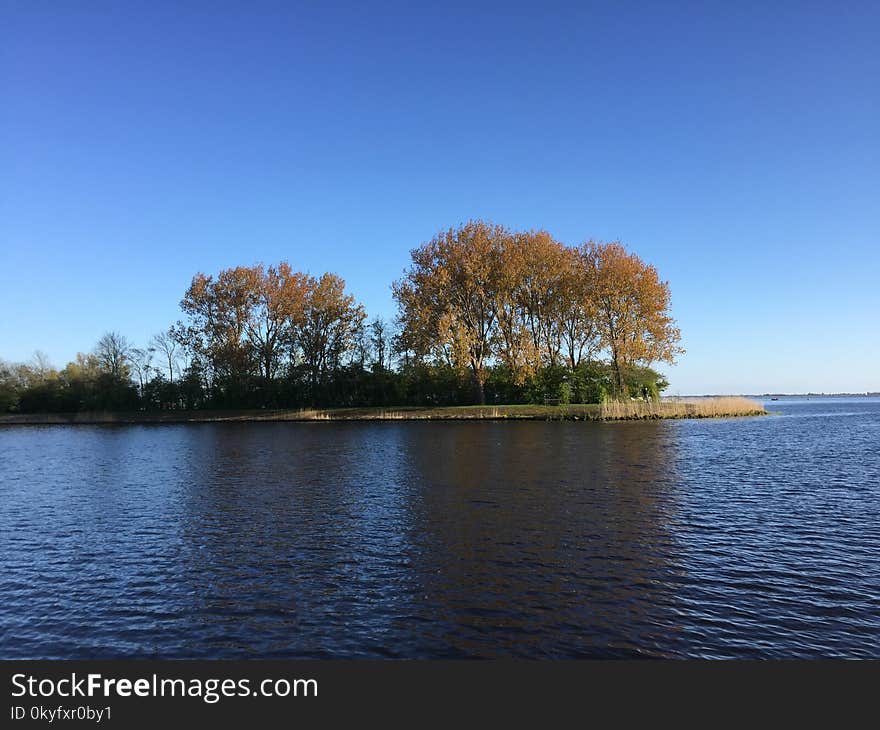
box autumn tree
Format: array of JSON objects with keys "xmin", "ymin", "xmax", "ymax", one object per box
[
  {"xmin": 176, "ymin": 262, "xmax": 368, "ymax": 405},
  {"xmin": 6, "ymin": 226, "xmax": 681, "ymax": 412},
  {"xmin": 492, "ymin": 230, "xmax": 540, "ymax": 383},
  {"xmin": 295, "ymin": 273, "xmax": 366, "ymax": 385},
  {"xmin": 178, "ymin": 267, "xmax": 257, "ymax": 384},
  {"xmin": 501, "ymin": 230, "xmax": 571, "ymax": 377},
  {"xmin": 587, "ymin": 241, "xmax": 683, "ymax": 393},
  {"xmin": 394, "ymin": 225, "xmax": 679, "ymax": 403},
  {"xmin": 393, "ymin": 221, "xmax": 509, "ymax": 404},
  {"xmin": 244, "ymin": 262, "xmax": 310, "ymax": 385},
  {"xmin": 557, "ymin": 245, "xmax": 601, "ymax": 371}
]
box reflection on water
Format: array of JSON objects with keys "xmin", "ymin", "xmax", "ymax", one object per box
[
  {"xmin": 1, "ymin": 398, "xmax": 878, "ymax": 658},
  {"xmin": 401, "ymin": 423, "xmax": 683, "ymax": 657}
]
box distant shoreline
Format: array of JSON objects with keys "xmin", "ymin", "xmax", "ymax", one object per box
[
  {"xmin": 0, "ymin": 399, "xmax": 767, "ymax": 425},
  {"xmin": 750, "ymin": 393, "xmax": 879, "ymax": 398}
]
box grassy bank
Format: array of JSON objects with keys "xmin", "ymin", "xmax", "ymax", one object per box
[{"xmin": 0, "ymin": 398, "xmax": 766, "ymax": 425}]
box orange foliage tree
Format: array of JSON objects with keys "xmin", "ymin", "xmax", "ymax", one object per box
[
  {"xmin": 586, "ymin": 241, "xmax": 683, "ymax": 392},
  {"xmin": 393, "ymin": 221, "xmax": 508, "ymax": 404},
  {"xmin": 178, "ymin": 263, "xmax": 364, "ymax": 392},
  {"xmin": 395, "ymin": 222, "xmax": 682, "ymax": 403}
]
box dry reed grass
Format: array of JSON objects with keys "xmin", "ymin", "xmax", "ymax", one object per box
[{"xmin": 599, "ymin": 396, "xmax": 765, "ymax": 420}]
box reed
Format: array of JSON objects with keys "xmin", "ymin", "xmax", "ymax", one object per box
[
  {"xmin": 599, "ymin": 396, "xmax": 765, "ymax": 420},
  {"xmin": 295, "ymin": 409, "xmax": 332, "ymax": 420}
]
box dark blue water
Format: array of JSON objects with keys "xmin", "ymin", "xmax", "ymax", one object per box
[{"xmin": 1, "ymin": 398, "xmax": 878, "ymax": 658}]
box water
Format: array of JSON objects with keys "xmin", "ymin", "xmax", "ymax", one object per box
[{"xmin": 1, "ymin": 398, "xmax": 878, "ymax": 659}]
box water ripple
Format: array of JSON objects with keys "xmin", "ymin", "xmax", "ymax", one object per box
[{"xmin": 1, "ymin": 398, "xmax": 878, "ymax": 658}]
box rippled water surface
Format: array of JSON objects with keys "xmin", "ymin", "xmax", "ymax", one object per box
[{"xmin": 1, "ymin": 398, "xmax": 879, "ymax": 658}]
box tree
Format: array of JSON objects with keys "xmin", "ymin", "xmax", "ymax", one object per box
[
  {"xmin": 178, "ymin": 267, "xmax": 256, "ymax": 385},
  {"xmin": 393, "ymin": 220, "xmax": 508, "ymax": 404},
  {"xmin": 94, "ymin": 332, "xmax": 132, "ymax": 379},
  {"xmin": 492, "ymin": 230, "xmax": 540, "ymax": 383},
  {"xmin": 62, "ymin": 352, "xmax": 101, "ymax": 382},
  {"xmin": 352, "ymin": 318, "xmax": 370, "ymax": 368},
  {"xmin": 557, "ymin": 245, "xmax": 601, "ymax": 371},
  {"xmin": 588, "ymin": 241, "xmax": 683, "ymax": 393},
  {"xmin": 150, "ymin": 329, "xmax": 180, "ymax": 384},
  {"xmin": 0, "ymin": 359, "xmax": 22, "ymax": 412},
  {"xmin": 295, "ymin": 273, "xmax": 366, "ymax": 386},
  {"xmin": 370, "ymin": 317, "xmax": 389, "ymax": 370},
  {"xmin": 30, "ymin": 350, "xmax": 55, "ymax": 382},
  {"xmin": 129, "ymin": 347, "xmax": 154, "ymax": 394},
  {"xmin": 5, "ymin": 225, "xmax": 685, "ymax": 413},
  {"xmin": 243, "ymin": 262, "xmax": 310, "ymax": 386},
  {"xmin": 177, "ymin": 263, "xmax": 367, "ymax": 407},
  {"xmin": 497, "ymin": 229, "xmax": 570, "ymax": 379}
]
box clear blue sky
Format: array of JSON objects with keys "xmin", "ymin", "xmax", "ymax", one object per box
[{"xmin": 2, "ymin": 1, "xmax": 878, "ymax": 394}]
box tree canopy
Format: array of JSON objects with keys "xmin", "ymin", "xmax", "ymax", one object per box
[
  {"xmin": 2, "ymin": 222, "xmax": 682, "ymax": 413},
  {"xmin": 393, "ymin": 222, "xmax": 681, "ymax": 403}
]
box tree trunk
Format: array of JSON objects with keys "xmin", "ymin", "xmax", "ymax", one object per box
[
  {"xmin": 471, "ymin": 364, "xmax": 486, "ymax": 405},
  {"xmin": 611, "ymin": 348, "xmax": 624, "ymax": 395}
]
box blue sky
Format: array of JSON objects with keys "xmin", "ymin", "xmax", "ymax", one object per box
[{"xmin": 2, "ymin": 1, "xmax": 878, "ymax": 394}]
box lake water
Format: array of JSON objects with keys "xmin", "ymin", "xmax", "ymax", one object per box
[{"xmin": 1, "ymin": 398, "xmax": 878, "ymax": 659}]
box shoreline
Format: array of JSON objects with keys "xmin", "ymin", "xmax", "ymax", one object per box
[{"xmin": 0, "ymin": 400, "xmax": 767, "ymax": 425}]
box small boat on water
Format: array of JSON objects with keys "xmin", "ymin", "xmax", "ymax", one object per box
[{"xmin": 770, "ymin": 397, "xmax": 779, "ymax": 401}]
